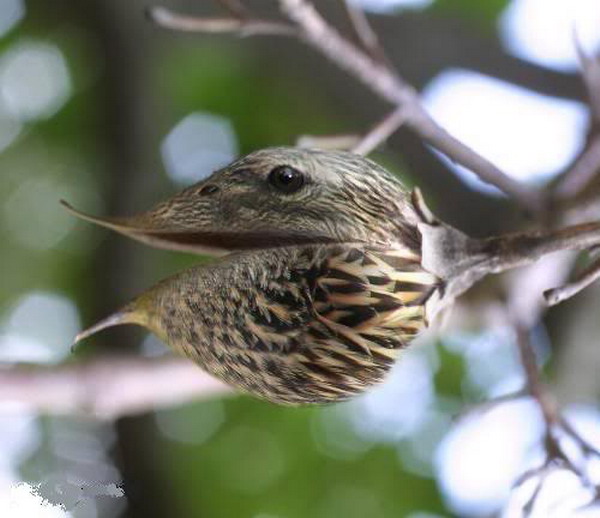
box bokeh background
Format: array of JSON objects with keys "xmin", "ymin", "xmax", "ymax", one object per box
[{"xmin": 1, "ymin": 0, "xmax": 600, "ymax": 516}]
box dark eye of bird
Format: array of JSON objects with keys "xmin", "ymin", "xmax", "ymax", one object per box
[
  {"xmin": 199, "ymin": 184, "xmax": 219, "ymax": 196},
  {"xmin": 268, "ymin": 166, "xmax": 305, "ymax": 193}
]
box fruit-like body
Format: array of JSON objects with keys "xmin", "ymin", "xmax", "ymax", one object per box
[{"xmin": 135, "ymin": 243, "xmax": 436, "ymax": 404}]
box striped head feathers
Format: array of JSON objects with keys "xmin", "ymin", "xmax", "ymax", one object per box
[{"xmin": 61, "ymin": 147, "xmax": 423, "ymax": 256}]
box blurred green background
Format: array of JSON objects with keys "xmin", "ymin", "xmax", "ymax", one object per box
[{"xmin": 1, "ymin": 1, "xmax": 600, "ymax": 517}]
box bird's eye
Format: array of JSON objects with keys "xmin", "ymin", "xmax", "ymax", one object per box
[
  {"xmin": 199, "ymin": 184, "xmax": 219, "ymax": 196},
  {"xmin": 268, "ymin": 166, "xmax": 305, "ymax": 193}
]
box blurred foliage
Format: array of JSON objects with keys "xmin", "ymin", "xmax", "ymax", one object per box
[
  {"xmin": 159, "ymin": 399, "xmax": 447, "ymax": 518},
  {"xmin": 1, "ymin": 0, "xmax": 569, "ymax": 517},
  {"xmin": 433, "ymin": 0, "xmax": 510, "ymax": 29}
]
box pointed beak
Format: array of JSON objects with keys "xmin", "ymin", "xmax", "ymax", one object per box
[{"xmin": 61, "ymin": 200, "xmax": 230, "ymax": 256}]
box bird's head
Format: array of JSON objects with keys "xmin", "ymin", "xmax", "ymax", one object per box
[{"xmin": 62, "ymin": 147, "xmax": 422, "ymax": 255}]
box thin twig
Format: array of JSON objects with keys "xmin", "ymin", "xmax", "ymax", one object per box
[
  {"xmin": 454, "ymin": 389, "xmax": 528, "ymax": 423},
  {"xmin": 559, "ymin": 416, "xmax": 600, "ymax": 459},
  {"xmin": 147, "ymin": 0, "xmax": 541, "ymax": 209},
  {"xmin": 352, "ymin": 107, "xmax": 407, "ymax": 155},
  {"xmin": 340, "ymin": 0, "xmax": 390, "ymax": 65},
  {"xmin": 296, "ymin": 133, "xmax": 360, "ymax": 150},
  {"xmin": 553, "ymin": 136, "xmax": 600, "ymax": 199},
  {"xmin": 147, "ymin": 6, "xmax": 298, "ymax": 37},
  {"xmin": 515, "ymin": 461, "xmax": 554, "ymax": 516},
  {"xmin": 507, "ymin": 313, "xmax": 599, "ymax": 512},
  {"xmin": 277, "ymin": 0, "xmax": 541, "ymax": 209},
  {"xmin": 552, "ymin": 44, "xmax": 600, "ymax": 200},
  {"xmin": 512, "ymin": 324, "xmax": 558, "ymax": 426},
  {"xmin": 544, "ymin": 256, "xmax": 600, "ymax": 306},
  {"xmin": 0, "ymin": 357, "xmax": 230, "ymax": 420},
  {"xmin": 575, "ymin": 41, "xmax": 600, "ymax": 125}
]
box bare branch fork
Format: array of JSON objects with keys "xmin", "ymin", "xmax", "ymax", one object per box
[
  {"xmin": 510, "ymin": 322, "xmax": 600, "ymax": 512},
  {"xmin": 147, "ymin": 0, "xmax": 541, "ymax": 209}
]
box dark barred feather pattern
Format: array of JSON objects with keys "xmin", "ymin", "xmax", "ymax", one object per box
[{"xmin": 150, "ymin": 243, "xmax": 438, "ymax": 404}]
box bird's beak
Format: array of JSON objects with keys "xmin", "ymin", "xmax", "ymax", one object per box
[{"xmin": 60, "ymin": 200, "xmax": 231, "ymax": 257}]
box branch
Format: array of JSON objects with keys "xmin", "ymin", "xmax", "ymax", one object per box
[
  {"xmin": 340, "ymin": 0, "xmax": 389, "ymax": 66},
  {"xmin": 0, "ymin": 356, "xmax": 230, "ymax": 420},
  {"xmin": 296, "ymin": 133, "xmax": 360, "ymax": 150},
  {"xmin": 576, "ymin": 42, "xmax": 600, "ymax": 125},
  {"xmin": 147, "ymin": 6, "xmax": 297, "ymax": 37},
  {"xmin": 544, "ymin": 255, "xmax": 600, "ymax": 306},
  {"xmin": 507, "ymin": 312, "xmax": 600, "ymax": 512},
  {"xmin": 352, "ymin": 107, "xmax": 407, "ymax": 155},
  {"xmin": 512, "ymin": 323, "xmax": 557, "ymax": 426},
  {"xmin": 296, "ymin": 108, "xmax": 407, "ymax": 154},
  {"xmin": 553, "ymin": 48, "xmax": 600, "ymax": 199},
  {"xmin": 553, "ymin": 136, "xmax": 600, "ymax": 199},
  {"xmin": 148, "ymin": 0, "xmax": 541, "ymax": 210},
  {"xmin": 278, "ymin": 0, "xmax": 540, "ymax": 209}
]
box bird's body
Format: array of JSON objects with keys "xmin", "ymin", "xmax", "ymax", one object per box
[
  {"xmin": 135, "ymin": 242, "xmax": 437, "ymax": 404},
  {"xmin": 67, "ymin": 147, "xmax": 517, "ymax": 404}
]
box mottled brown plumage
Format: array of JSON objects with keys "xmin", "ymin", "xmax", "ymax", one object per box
[{"xmin": 65, "ymin": 147, "xmax": 457, "ymax": 404}]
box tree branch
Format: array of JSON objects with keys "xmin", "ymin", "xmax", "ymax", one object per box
[
  {"xmin": 506, "ymin": 310, "xmax": 600, "ymax": 512},
  {"xmin": 352, "ymin": 107, "xmax": 407, "ymax": 155},
  {"xmin": 0, "ymin": 357, "xmax": 230, "ymax": 420},
  {"xmin": 544, "ymin": 255, "xmax": 600, "ymax": 306},
  {"xmin": 278, "ymin": 0, "xmax": 540, "ymax": 209},
  {"xmin": 340, "ymin": 0, "xmax": 389, "ymax": 66},
  {"xmin": 553, "ymin": 136, "xmax": 600, "ymax": 200},
  {"xmin": 553, "ymin": 49, "xmax": 600, "ymax": 199},
  {"xmin": 147, "ymin": 6, "xmax": 297, "ymax": 37},
  {"xmin": 148, "ymin": 0, "xmax": 542, "ymax": 210},
  {"xmin": 296, "ymin": 133, "xmax": 360, "ymax": 150},
  {"xmin": 576, "ymin": 43, "xmax": 600, "ymax": 125}
]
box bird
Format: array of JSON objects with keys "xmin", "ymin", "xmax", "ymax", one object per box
[{"xmin": 63, "ymin": 147, "xmax": 600, "ymax": 404}]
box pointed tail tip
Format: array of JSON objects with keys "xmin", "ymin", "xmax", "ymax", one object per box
[
  {"xmin": 71, "ymin": 310, "xmax": 135, "ymax": 354},
  {"xmin": 60, "ymin": 199, "xmax": 98, "ymax": 223}
]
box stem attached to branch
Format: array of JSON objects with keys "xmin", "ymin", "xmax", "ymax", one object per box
[{"xmin": 421, "ymin": 219, "xmax": 600, "ymax": 307}]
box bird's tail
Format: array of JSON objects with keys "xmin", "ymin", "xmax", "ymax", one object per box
[{"xmin": 73, "ymin": 303, "xmax": 145, "ymax": 349}]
